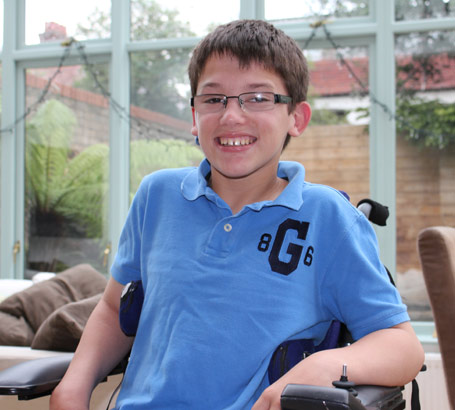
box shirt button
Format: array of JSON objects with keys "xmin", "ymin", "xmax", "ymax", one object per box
[{"xmin": 224, "ymin": 223, "xmax": 232, "ymax": 232}]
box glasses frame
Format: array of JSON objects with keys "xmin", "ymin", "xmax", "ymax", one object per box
[{"xmin": 190, "ymin": 92, "xmax": 292, "ymax": 113}]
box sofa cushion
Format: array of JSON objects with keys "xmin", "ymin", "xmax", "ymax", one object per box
[
  {"xmin": 31, "ymin": 294, "xmax": 102, "ymax": 351},
  {"xmin": 0, "ymin": 311, "xmax": 35, "ymax": 346},
  {"xmin": 0, "ymin": 264, "xmax": 107, "ymax": 333}
]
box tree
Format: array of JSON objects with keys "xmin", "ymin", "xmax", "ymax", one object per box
[
  {"xmin": 25, "ymin": 99, "xmax": 109, "ymax": 271},
  {"xmin": 25, "ymin": 99, "xmax": 204, "ymax": 239},
  {"xmin": 311, "ymin": 0, "xmax": 369, "ymax": 18},
  {"xmin": 395, "ymin": 0, "xmax": 453, "ymax": 21},
  {"xmin": 395, "ymin": 28, "xmax": 455, "ymax": 149},
  {"xmin": 76, "ymin": 0, "xmax": 196, "ymax": 122},
  {"xmin": 25, "ymin": 99, "xmax": 203, "ymax": 272},
  {"xmin": 396, "ymin": 96, "xmax": 455, "ymax": 148},
  {"xmin": 25, "ymin": 99, "xmax": 108, "ymax": 239},
  {"xmin": 335, "ymin": 1, "xmax": 455, "ymax": 149},
  {"xmin": 130, "ymin": 139, "xmax": 203, "ymax": 199}
]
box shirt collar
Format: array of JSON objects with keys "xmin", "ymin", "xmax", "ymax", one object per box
[
  {"xmin": 181, "ymin": 158, "xmax": 213, "ymax": 201},
  {"xmin": 181, "ymin": 159, "xmax": 306, "ymax": 211}
]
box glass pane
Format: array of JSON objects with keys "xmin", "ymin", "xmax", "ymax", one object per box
[
  {"xmin": 130, "ymin": 0, "xmax": 239, "ymax": 40},
  {"xmin": 281, "ymin": 46, "xmax": 370, "ymax": 208},
  {"xmin": 0, "ymin": 0, "xmax": 3, "ymax": 51},
  {"xmin": 396, "ymin": 0, "xmax": 455, "ymax": 21},
  {"xmin": 0, "ymin": 62, "xmax": 2, "ymax": 246},
  {"xmin": 395, "ymin": 30, "xmax": 455, "ymax": 321},
  {"xmin": 25, "ymin": 62, "xmax": 110, "ymax": 276},
  {"xmin": 25, "ymin": 0, "xmax": 111, "ymax": 45},
  {"xmin": 265, "ymin": 0, "xmax": 369, "ymax": 22},
  {"xmin": 129, "ymin": 49, "xmax": 203, "ymax": 200}
]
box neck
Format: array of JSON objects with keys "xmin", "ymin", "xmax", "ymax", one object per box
[{"xmin": 210, "ymin": 169, "xmax": 288, "ymax": 214}]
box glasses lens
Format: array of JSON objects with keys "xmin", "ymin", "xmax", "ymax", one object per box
[
  {"xmin": 193, "ymin": 92, "xmax": 290, "ymax": 113},
  {"xmin": 194, "ymin": 94, "xmax": 225, "ymax": 113},
  {"xmin": 241, "ymin": 92, "xmax": 276, "ymax": 112}
]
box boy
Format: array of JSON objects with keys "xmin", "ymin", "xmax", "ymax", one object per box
[{"xmin": 51, "ymin": 20, "xmax": 424, "ymax": 410}]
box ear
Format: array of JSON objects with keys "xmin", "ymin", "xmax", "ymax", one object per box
[
  {"xmin": 288, "ymin": 102, "xmax": 312, "ymax": 137},
  {"xmin": 191, "ymin": 107, "xmax": 198, "ymax": 136}
]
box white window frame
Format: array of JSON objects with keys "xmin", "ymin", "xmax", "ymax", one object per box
[{"xmin": 1, "ymin": 0, "xmax": 453, "ymax": 343}]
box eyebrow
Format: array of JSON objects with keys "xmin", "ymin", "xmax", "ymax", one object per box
[
  {"xmin": 248, "ymin": 83, "xmax": 275, "ymax": 90},
  {"xmin": 198, "ymin": 82, "xmax": 276, "ymax": 93},
  {"xmin": 198, "ymin": 82, "xmax": 222, "ymax": 92}
]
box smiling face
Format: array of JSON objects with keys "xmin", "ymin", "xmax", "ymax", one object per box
[{"xmin": 191, "ymin": 54, "xmax": 311, "ymax": 187}]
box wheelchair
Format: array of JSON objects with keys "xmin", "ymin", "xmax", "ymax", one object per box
[
  {"xmin": 0, "ymin": 352, "xmax": 407, "ymax": 409},
  {"xmin": 0, "ymin": 199, "xmax": 421, "ymax": 409}
]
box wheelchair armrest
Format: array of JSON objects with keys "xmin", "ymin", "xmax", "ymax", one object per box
[
  {"xmin": 281, "ymin": 384, "xmax": 405, "ymax": 410},
  {"xmin": 0, "ymin": 353, "xmax": 74, "ymax": 400},
  {"xmin": 0, "ymin": 353, "xmax": 128, "ymax": 400}
]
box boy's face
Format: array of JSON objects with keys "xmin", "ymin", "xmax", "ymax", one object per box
[{"xmin": 191, "ymin": 54, "xmax": 310, "ymax": 183}]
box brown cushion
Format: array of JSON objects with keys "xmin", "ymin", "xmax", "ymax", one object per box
[
  {"xmin": 0, "ymin": 264, "xmax": 107, "ymax": 332},
  {"xmin": 0, "ymin": 311, "xmax": 35, "ymax": 346},
  {"xmin": 31, "ymin": 294, "xmax": 102, "ymax": 351}
]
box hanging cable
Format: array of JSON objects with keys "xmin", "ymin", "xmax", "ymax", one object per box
[
  {"xmin": 1, "ymin": 23, "xmax": 453, "ymax": 147},
  {"xmin": 0, "ymin": 41, "xmax": 74, "ymax": 136},
  {"xmin": 319, "ymin": 23, "xmax": 455, "ymax": 147}
]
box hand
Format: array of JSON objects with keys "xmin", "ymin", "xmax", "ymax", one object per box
[
  {"xmin": 251, "ymin": 378, "xmax": 288, "ymax": 410},
  {"xmin": 49, "ymin": 374, "xmax": 93, "ymax": 410},
  {"xmin": 49, "ymin": 385, "xmax": 89, "ymax": 410},
  {"xmin": 251, "ymin": 350, "xmax": 336, "ymax": 410}
]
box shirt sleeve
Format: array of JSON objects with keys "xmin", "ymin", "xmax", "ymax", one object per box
[
  {"xmin": 319, "ymin": 213, "xmax": 409, "ymax": 341},
  {"xmin": 110, "ymin": 177, "xmax": 149, "ymax": 285}
]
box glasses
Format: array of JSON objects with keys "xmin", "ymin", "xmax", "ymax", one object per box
[{"xmin": 191, "ymin": 92, "xmax": 292, "ymax": 114}]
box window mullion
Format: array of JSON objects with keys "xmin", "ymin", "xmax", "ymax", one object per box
[
  {"xmin": 109, "ymin": 0, "xmax": 131, "ymax": 265},
  {"xmin": 370, "ymin": 0, "xmax": 396, "ymax": 272},
  {"xmin": 1, "ymin": 0, "xmax": 24, "ymax": 278},
  {"xmin": 240, "ymin": 0, "xmax": 264, "ymax": 19}
]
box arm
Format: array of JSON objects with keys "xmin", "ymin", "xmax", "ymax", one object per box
[
  {"xmin": 252, "ymin": 321, "xmax": 424, "ymax": 410},
  {"xmin": 50, "ymin": 277, "xmax": 134, "ymax": 410}
]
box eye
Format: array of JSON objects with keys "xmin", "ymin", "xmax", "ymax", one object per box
[
  {"xmin": 245, "ymin": 93, "xmax": 272, "ymax": 103},
  {"xmin": 202, "ymin": 95, "xmax": 224, "ymax": 104}
]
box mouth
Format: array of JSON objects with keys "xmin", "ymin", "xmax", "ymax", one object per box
[{"xmin": 217, "ymin": 136, "xmax": 256, "ymax": 147}]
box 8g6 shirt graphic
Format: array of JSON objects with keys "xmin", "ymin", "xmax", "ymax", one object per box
[{"xmin": 257, "ymin": 219, "xmax": 314, "ymax": 275}]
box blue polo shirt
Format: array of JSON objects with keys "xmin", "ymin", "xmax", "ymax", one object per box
[{"xmin": 111, "ymin": 159, "xmax": 409, "ymax": 410}]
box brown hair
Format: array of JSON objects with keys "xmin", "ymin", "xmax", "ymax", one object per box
[{"xmin": 188, "ymin": 19, "xmax": 309, "ymax": 110}]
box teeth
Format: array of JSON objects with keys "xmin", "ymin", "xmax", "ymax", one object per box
[{"xmin": 219, "ymin": 137, "xmax": 254, "ymax": 146}]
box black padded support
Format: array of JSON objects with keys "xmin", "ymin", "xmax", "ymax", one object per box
[
  {"xmin": 0, "ymin": 354, "xmax": 74, "ymax": 400},
  {"xmin": 357, "ymin": 199, "xmax": 390, "ymax": 226},
  {"xmin": 356, "ymin": 385, "xmax": 405, "ymax": 409},
  {"xmin": 281, "ymin": 384, "xmax": 405, "ymax": 410}
]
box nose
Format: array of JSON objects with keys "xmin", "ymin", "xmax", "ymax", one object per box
[
  {"xmin": 224, "ymin": 96, "xmax": 243, "ymax": 110},
  {"xmin": 220, "ymin": 96, "xmax": 246, "ymax": 124}
]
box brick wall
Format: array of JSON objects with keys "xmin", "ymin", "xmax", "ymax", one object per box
[
  {"xmin": 282, "ymin": 124, "xmax": 455, "ymax": 275},
  {"xmin": 396, "ymin": 135, "xmax": 455, "ymax": 273},
  {"xmin": 281, "ymin": 124, "xmax": 370, "ymax": 212},
  {"xmin": 26, "ymin": 73, "xmax": 192, "ymax": 154}
]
